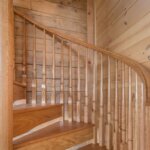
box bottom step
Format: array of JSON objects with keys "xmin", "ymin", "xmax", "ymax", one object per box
[
  {"xmin": 78, "ymin": 144, "xmax": 106, "ymax": 150},
  {"xmin": 13, "ymin": 121, "xmax": 93, "ymax": 150}
]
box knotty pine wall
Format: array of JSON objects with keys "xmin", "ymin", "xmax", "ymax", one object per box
[
  {"xmin": 13, "ymin": 0, "xmax": 95, "ymax": 113},
  {"xmin": 95, "ymin": 0, "xmax": 150, "ymax": 71},
  {"xmin": 13, "ymin": 0, "xmax": 87, "ymax": 40},
  {"xmin": 95, "ymin": 1, "xmax": 150, "ymax": 149}
]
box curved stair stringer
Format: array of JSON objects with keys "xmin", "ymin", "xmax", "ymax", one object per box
[{"xmin": 13, "ymin": 8, "xmax": 150, "ymax": 150}]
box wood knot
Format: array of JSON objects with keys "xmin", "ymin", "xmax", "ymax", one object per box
[
  {"xmin": 124, "ymin": 21, "xmax": 128, "ymax": 26},
  {"xmin": 88, "ymin": 61, "xmax": 91, "ymax": 64}
]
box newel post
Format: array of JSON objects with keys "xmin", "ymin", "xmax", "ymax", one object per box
[{"xmin": 0, "ymin": 0, "xmax": 14, "ymax": 149}]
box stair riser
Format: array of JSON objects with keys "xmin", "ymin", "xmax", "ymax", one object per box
[{"xmin": 14, "ymin": 105, "xmax": 62, "ymax": 136}]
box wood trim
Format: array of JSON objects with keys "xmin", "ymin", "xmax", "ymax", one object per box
[
  {"xmin": 13, "ymin": 9, "xmax": 150, "ymax": 104},
  {"xmin": 0, "ymin": 0, "xmax": 14, "ymax": 149}
]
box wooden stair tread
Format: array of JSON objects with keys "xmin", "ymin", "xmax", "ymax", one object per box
[
  {"xmin": 13, "ymin": 104, "xmax": 63, "ymax": 136},
  {"xmin": 78, "ymin": 144, "xmax": 106, "ymax": 150},
  {"xmin": 13, "ymin": 121, "xmax": 93, "ymax": 148},
  {"xmin": 13, "ymin": 103, "xmax": 62, "ymax": 113}
]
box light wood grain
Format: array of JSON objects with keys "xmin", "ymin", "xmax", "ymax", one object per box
[
  {"xmin": 78, "ymin": 144, "xmax": 106, "ymax": 150},
  {"xmin": 0, "ymin": 0, "xmax": 14, "ymax": 149},
  {"xmin": 13, "ymin": 6, "xmax": 150, "ymax": 150},
  {"xmin": 13, "ymin": 121, "xmax": 93, "ymax": 150},
  {"xmin": 14, "ymin": 82, "xmax": 26, "ymax": 101},
  {"xmin": 14, "ymin": 9, "xmax": 150, "ymax": 105},
  {"xmin": 95, "ymin": 0, "xmax": 150, "ymax": 71},
  {"xmin": 13, "ymin": 104, "xmax": 62, "ymax": 136}
]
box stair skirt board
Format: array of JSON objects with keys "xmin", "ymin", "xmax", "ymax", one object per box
[{"xmin": 13, "ymin": 117, "xmax": 63, "ymax": 141}]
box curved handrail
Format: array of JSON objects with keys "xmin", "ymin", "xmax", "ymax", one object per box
[{"xmin": 14, "ymin": 9, "xmax": 150, "ymax": 104}]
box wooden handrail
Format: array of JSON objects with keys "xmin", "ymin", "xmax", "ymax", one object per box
[{"xmin": 14, "ymin": 9, "xmax": 150, "ymax": 104}]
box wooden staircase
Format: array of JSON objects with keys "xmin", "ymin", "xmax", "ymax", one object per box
[
  {"xmin": 13, "ymin": 121, "xmax": 93, "ymax": 150},
  {"xmin": 13, "ymin": 104, "xmax": 93, "ymax": 150},
  {"xmin": 13, "ymin": 8, "xmax": 150, "ymax": 150},
  {"xmin": 13, "ymin": 104, "xmax": 62, "ymax": 136}
]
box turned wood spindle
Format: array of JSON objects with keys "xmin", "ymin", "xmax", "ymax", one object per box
[
  {"xmin": 106, "ymin": 56, "xmax": 112, "ymax": 150},
  {"xmin": 113, "ymin": 60, "xmax": 119, "ymax": 150},
  {"xmin": 22, "ymin": 18, "xmax": 27, "ymax": 85},
  {"xmin": 32, "ymin": 24, "xmax": 37, "ymax": 104},
  {"xmin": 68, "ymin": 44, "xmax": 73, "ymax": 122},
  {"xmin": 92, "ymin": 51, "xmax": 98, "ymax": 144},
  {"xmin": 41, "ymin": 30, "xmax": 47, "ymax": 104},
  {"xmin": 76, "ymin": 45, "xmax": 81, "ymax": 122},
  {"xmin": 51, "ymin": 34, "xmax": 55, "ymax": 104},
  {"xmin": 99, "ymin": 53, "xmax": 104, "ymax": 146},
  {"xmin": 84, "ymin": 48, "xmax": 89, "ymax": 123}
]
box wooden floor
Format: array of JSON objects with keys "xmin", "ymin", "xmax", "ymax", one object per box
[
  {"xmin": 78, "ymin": 144, "xmax": 106, "ymax": 150},
  {"xmin": 13, "ymin": 121, "xmax": 93, "ymax": 150}
]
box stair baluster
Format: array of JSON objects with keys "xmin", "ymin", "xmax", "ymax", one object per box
[
  {"xmin": 22, "ymin": 18, "xmax": 27, "ymax": 85},
  {"xmin": 68, "ymin": 44, "xmax": 73, "ymax": 122},
  {"xmin": 41, "ymin": 29, "xmax": 47, "ymax": 104},
  {"xmin": 77, "ymin": 46, "xmax": 81, "ymax": 122},
  {"xmin": 120, "ymin": 62, "xmax": 127, "ymax": 150},
  {"xmin": 84, "ymin": 48, "xmax": 89, "ymax": 123},
  {"xmin": 32, "ymin": 24, "xmax": 37, "ymax": 104},
  {"xmin": 105, "ymin": 56, "xmax": 112, "ymax": 150},
  {"xmin": 113, "ymin": 60, "xmax": 119, "ymax": 150},
  {"xmin": 99, "ymin": 53, "xmax": 104, "ymax": 146},
  {"xmin": 127, "ymin": 67, "xmax": 133, "ymax": 150},
  {"xmin": 14, "ymin": 9, "xmax": 150, "ymax": 150},
  {"xmin": 51, "ymin": 34, "xmax": 55, "ymax": 104},
  {"xmin": 92, "ymin": 51, "xmax": 98, "ymax": 144}
]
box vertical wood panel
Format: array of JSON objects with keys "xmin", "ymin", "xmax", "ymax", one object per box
[
  {"xmin": 95, "ymin": 0, "xmax": 150, "ymax": 69},
  {"xmin": 0, "ymin": 0, "xmax": 14, "ymax": 149}
]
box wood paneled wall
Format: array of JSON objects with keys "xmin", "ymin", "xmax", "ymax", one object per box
[
  {"xmin": 95, "ymin": 0, "xmax": 150, "ymax": 70},
  {"xmin": 13, "ymin": 0, "xmax": 93, "ymax": 104},
  {"xmin": 13, "ymin": 0, "xmax": 87, "ymax": 40}
]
